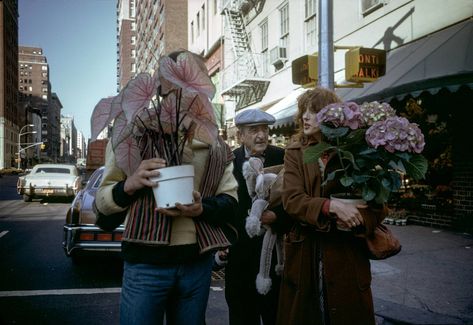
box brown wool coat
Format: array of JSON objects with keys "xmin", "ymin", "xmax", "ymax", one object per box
[{"xmin": 277, "ymin": 139, "xmax": 384, "ymax": 325}]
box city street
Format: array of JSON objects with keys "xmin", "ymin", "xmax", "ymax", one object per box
[
  {"xmin": 0, "ymin": 174, "xmax": 228, "ymax": 325},
  {"xmin": 2, "ymin": 173, "xmax": 472, "ymax": 325}
]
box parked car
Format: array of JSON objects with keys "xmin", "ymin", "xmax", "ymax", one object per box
[
  {"xmin": 17, "ymin": 163, "xmax": 82, "ymax": 202},
  {"xmin": 62, "ymin": 167, "xmax": 124, "ymax": 259}
]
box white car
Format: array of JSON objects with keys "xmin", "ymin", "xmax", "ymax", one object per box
[{"xmin": 17, "ymin": 163, "xmax": 82, "ymax": 202}]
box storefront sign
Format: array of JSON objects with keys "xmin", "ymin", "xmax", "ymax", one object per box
[{"xmin": 345, "ymin": 48, "xmax": 386, "ymax": 82}]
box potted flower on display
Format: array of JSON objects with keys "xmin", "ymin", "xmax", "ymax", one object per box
[
  {"xmin": 90, "ymin": 50, "xmax": 219, "ymax": 208},
  {"xmin": 304, "ymin": 101, "xmax": 428, "ymax": 205}
]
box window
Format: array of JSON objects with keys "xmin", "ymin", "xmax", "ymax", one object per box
[
  {"xmin": 260, "ymin": 20, "xmax": 268, "ymax": 51},
  {"xmin": 41, "ymin": 65, "xmax": 48, "ymax": 71},
  {"xmin": 42, "ymin": 94, "xmax": 47, "ymax": 100},
  {"xmin": 361, "ymin": 0, "xmax": 383, "ymax": 15},
  {"xmin": 279, "ymin": 3, "xmax": 289, "ymax": 48},
  {"xmin": 305, "ymin": 0, "xmax": 316, "ymax": 18},
  {"xmin": 305, "ymin": 0, "xmax": 317, "ymax": 49},
  {"xmin": 202, "ymin": 5, "xmax": 205, "ymax": 30},
  {"xmin": 197, "ymin": 12, "xmax": 200, "ymax": 36}
]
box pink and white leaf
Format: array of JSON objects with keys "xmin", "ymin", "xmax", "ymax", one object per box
[
  {"xmin": 158, "ymin": 53, "xmax": 216, "ymax": 98},
  {"xmin": 121, "ymin": 73, "xmax": 158, "ymax": 123},
  {"xmin": 115, "ymin": 137, "xmax": 141, "ymax": 176},
  {"xmin": 111, "ymin": 112, "xmax": 133, "ymax": 150},
  {"xmin": 90, "ymin": 97, "xmax": 114, "ymax": 141},
  {"xmin": 181, "ymin": 93, "xmax": 217, "ymax": 124},
  {"xmin": 182, "ymin": 115, "xmax": 218, "ymax": 145},
  {"xmin": 159, "ymin": 93, "xmax": 179, "ymax": 133}
]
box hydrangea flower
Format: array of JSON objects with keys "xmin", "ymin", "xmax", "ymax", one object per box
[
  {"xmin": 359, "ymin": 101, "xmax": 396, "ymax": 126},
  {"xmin": 366, "ymin": 116, "xmax": 425, "ymax": 154},
  {"xmin": 316, "ymin": 102, "xmax": 364, "ymax": 129}
]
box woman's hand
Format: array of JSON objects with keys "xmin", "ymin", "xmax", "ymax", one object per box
[
  {"xmin": 329, "ymin": 199, "xmax": 366, "ymax": 229},
  {"xmin": 261, "ymin": 210, "xmax": 277, "ymax": 225},
  {"xmin": 124, "ymin": 158, "xmax": 167, "ymax": 195},
  {"xmin": 156, "ymin": 191, "xmax": 203, "ymax": 218}
]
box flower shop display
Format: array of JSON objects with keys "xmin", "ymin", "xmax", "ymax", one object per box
[{"xmin": 304, "ymin": 101, "xmax": 428, "ymax": 205}]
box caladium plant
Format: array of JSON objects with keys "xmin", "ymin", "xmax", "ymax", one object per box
[{"xmin": 90, "ymin": 51, "xmax": 219, "ymax": 175}]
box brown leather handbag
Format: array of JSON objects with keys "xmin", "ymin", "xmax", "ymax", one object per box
[{"xmin": 365, "ymin": 223, "xmax": 402, "ymax": 260}]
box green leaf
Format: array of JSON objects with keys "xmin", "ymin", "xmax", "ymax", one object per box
[
  {"xmin": 303, "ymin": 142, "xmax": 333, "ymax": 164},
  {"xmin": 340, "ymin": 176, "xmax": 354, "ymax": 187},
  {"xmin": 404, "ymin": 154, "xmax": 428, "ymax": 180},
  {"xmin": 362, "ymin": 186, "xmax": 376, "ymax": 201},
  {"xmin": 353, "ymin": 174, "xmax": 371, "ymax": 183},
  {"xmin": 388, "ymin": 160, "xmax": 406, "ymax": 173},
  {"xmin": 359, "ymin": 147, "xmax": 377, "ymax": 155},
  {"xmin": 381, "ymin": 177, "xmax": 392, "ymax": 190},
  {"xmin": 345, "ymin": 129, "xmax": 366, "ymax": 144},
  {"xmin": 375, "ymin": 186, "xmax": 391, "ymax": 204},
  {"xmin": 340, "ymin": 149, "xmax": 355, "ymax": 165},
  {"xmin": 320, "ymin": 124, "xmax": 349, "ymax": 139}
]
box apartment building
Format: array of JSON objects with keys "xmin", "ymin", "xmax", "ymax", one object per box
[
  {"xmin": 18, "ymin": 47, "xmax": 61, "ymax": 164},
  {"xmin": 60, "ymin": 114, "xmax": 77, "ymax": 163},
  {"xmin": 134, "ymin": 0, "xmax": 187, "ymax": 75},
  {"xmin": 117, "ymin": 0, "xmax": 137, "ymax": 91},
  {"xmin": 0, "ymin": 0, "xmax": 19, "ymax": 169},
  {"xmin": 188, "ymin": 0, "xmax": 226, "ymax": 136}
]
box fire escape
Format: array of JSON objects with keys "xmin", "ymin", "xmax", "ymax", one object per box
[{"xmin": 221, "ymin": 0, "xmax": 269, "ymax": 111}]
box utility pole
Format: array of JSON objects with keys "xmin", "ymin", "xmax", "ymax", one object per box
[{"xmin": 318, "ymin": 0, "xmax": 334, "ymax": 90}]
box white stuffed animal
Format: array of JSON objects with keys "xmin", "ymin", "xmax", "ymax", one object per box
[{"xmin": 242, "ymin": 157, "xmax": 284, "ymax": 295}]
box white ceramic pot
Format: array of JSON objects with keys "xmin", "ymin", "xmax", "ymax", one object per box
[
  {"xmin": 330, "ymin": 193, "xmax": 367, "ymax": 231},
  {"xmin": 150, "ymin": 165, "xmax": 195, "ymax": 209}
]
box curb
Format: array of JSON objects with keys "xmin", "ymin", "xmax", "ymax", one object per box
[{"xmin": 374, "ymin": 298, "xmax": 469, "ymax": 325}]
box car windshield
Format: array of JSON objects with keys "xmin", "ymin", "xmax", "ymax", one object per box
[{"xmin": 36, "ymin": 168, "xmax": 71, "ymax": 174}]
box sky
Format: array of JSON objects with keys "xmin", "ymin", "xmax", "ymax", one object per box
[{"xmin": 19, "ymin": 0, "xmax": 117, "ymax": 140}]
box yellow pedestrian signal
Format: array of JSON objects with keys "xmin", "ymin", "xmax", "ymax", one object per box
[{"xmin": 292, "ymin": 54, "xmax": 318, "ymax": 87}]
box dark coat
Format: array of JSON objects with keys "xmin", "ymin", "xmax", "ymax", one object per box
[
  {"xmin": 278, "ymin": 140, "xmax": 384, "ymax": 325},
  {"xmin": 225, "ymin": 144, "xmax": 287, "ymax": 325}
]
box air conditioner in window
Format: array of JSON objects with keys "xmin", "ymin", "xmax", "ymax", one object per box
[{"xmin": 270, "ymin": 46, "xmax": 287, "ymax": 69}]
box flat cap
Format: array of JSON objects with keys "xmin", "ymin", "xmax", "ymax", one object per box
[{"xmin": 235, "ymin": 109, "xmax": 276, "ymax": 127}]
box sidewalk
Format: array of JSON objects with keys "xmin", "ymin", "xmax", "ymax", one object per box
[
  {"xmin": 372, "ymin": 224, "xmax": 473, "ymax": 325},
  {"xmin": 207, "ymin": 224, "xmax": 473, "ymax": 325}
]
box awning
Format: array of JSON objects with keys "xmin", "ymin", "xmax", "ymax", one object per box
[
  {"xmin": 266, "ymin": 88, "xmax": 306, "ymax": 128},
  {"xmin": 336, "ymin": 19, "xmax": 473, "ymax": 103}
]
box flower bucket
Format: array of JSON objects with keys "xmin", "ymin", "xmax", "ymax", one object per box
[
  {"xmin": 330, "ymin": 193, "xmax": 367, "ymax": 231},
  {"xmin": 150, "ymin": 165, "xmax": 195, "ymax": 209}
]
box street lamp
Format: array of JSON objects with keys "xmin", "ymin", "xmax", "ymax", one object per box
[{"xmin": 18, "ymin": 124, "xmax": 36, "ymax": 169}]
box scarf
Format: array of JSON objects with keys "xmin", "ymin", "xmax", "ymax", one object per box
[{"xmin": 123, "ymin": 137, "xmax": 235, "ymax": 254}]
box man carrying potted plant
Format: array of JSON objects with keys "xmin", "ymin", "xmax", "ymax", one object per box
[
  {"xmin": 93, "ymin": 50, "xmax": 239, "ymax": 325},
  {"xmin": 225, "ymin": 108, "xmax": 290, "ymax": 325}
]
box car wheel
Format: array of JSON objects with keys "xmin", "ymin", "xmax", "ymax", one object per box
[{"xmin": 23, "ymin": 194, "xmax": 32, "ymax": 202}]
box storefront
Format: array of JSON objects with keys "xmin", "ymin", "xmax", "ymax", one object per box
[{"xmin": 335, "ymin": 19, "xmax": 473, "ymax": 230}]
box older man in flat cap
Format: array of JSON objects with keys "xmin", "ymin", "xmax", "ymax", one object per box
[{"xmin": 224, "ymin": 108, "xmax": 290, "ymax": 325}]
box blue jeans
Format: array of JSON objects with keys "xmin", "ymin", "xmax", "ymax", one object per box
[{"xmin": 120, "ymin": 254, "xmax": 214, "ymax": 325}]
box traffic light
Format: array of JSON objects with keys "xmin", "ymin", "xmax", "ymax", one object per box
[{"xmin": 40, "ymin": 143, "xmax": 46, "ymax": 150}]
